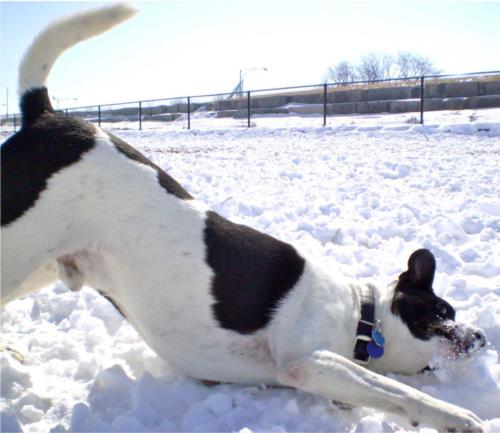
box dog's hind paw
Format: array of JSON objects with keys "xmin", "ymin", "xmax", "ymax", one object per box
[{"xmin": 0, "ymin": 344, "xmax": 27, "ymax": 363}]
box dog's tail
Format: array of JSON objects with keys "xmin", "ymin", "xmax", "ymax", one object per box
[{"xmin": 18, "ymin": 3, "xmax": 137, "ymax": 123}]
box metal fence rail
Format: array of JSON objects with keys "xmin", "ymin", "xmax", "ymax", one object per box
[{"xmin": 2, "ymin": 69, "xmax": 500, "ymax": 133}]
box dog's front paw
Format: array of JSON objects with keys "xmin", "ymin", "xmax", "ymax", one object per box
[
  {"xmin": 437, "ymin": 409, "xmax": 483, "ymax": 433},
  {"xmin": 409, "ymin": 400, "xmax": 483, "ymax": 433}
]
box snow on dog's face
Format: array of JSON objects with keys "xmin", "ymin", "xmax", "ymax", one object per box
[{"xmin": 391, "ymin": 249, "xmax": 486, "ymax": 363}]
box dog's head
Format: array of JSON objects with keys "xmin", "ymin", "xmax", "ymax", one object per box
[{"xmin": 377, "ymin": 249, "xmax": 486, "ymax": 373}]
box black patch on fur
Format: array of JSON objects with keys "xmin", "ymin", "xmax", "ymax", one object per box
[
  {"xmin": 107, "ymin": 132, "xmax": 193, "ymax": 200},
  {"xmin": 204, "ymin": 211, "xmax": 305, "ymax": 334},
  {"xmin": 20, "ymin": 88, "xmax": 54, "ymax": 126},
  {"xmin": 1, "ymin": 90, "xmax": 96, "ymax": 226},
  {"xmin": 391, "ymin": 249, "xmax": 456, "ymax": 340}
]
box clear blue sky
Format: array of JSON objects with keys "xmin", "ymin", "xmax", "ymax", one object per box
[{"xmin": 1, "ymin": 1, "xmax": 499, "ymax": 113}]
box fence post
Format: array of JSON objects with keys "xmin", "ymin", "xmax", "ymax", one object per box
[
  {"xmin": 323, "ymin": 83, "xmax": 327, "ymax": 127},
  {"xmin": 187, "ymin": 97, "xmax": 191, "ymax": 130},
  {"xmin": 98, "ymin": 105, "xmax": 101, "ymax": 127},
  {"xmin": 139, "ymin": 101, "xmax": 142, "ymax": 131},
  {"xmin": 13, "ymin": 114, "xmax": 16, "ymax": 132},
  {"xmin": 420, "ymin": 75, "xmax": 425, "ymax": 125},
  {"xmin": 65, "ymin": 109, "xmax": 68, "ymax": 117},
  {"xmin": 247, "ymin": 91, "xmax": 251, "ymax": 127}
]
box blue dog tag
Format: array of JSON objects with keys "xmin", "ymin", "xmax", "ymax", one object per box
[
  {"xmin": 372, "ymin": 329, "xmax": 385, "ymax": 347},
  {"xmin": 367, "ymin": 341, "xmax": 384, "ymax": 358}
]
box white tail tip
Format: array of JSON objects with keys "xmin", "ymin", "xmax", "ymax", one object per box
[{"xmin": 18, "ymin": 3, "xmax": 138, "ymax": 98}]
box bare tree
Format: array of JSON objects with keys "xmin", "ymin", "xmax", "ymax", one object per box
[
  {"xmin": 324, "ymin": 61, "xmax": 357, "ymax": 84},
  {"xmin": 356, "ymin": 53, "xmax": 383, "ymax": 82},
  {"xmin": 381, "ymin": 54, "xmax": 395, "ymax": 79},
  {"xmin": 325, "ymin": 52, "xmax": 440, "ymax": 83},
  {"xmin": 411, "ymin": 54, "xmax": 440, "ymax": 76},
  {"xmin": 396, "ymin": 52, "xmax": 413, "ymax": 78},
  {"xmin": 396, "ymin": 51, "xmax": 440, "ymax": 77}
]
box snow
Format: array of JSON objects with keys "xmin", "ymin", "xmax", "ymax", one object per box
[{"xmin": 1, "ymin": 111, "xmax": 500, "ymax": 432}]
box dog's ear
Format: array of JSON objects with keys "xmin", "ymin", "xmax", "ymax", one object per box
[{"xmin": 397, "ymin": 249, "xmax": 436, "ymax": 291}]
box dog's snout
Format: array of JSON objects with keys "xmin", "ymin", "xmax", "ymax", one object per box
[
  {"xmin": 474, "ymin": 329, "xmax": 486, "ymax": 347},
  {"xmin": 464, "ymin": 328, "xmax": 487, "ymax": 354},
  {"xmin": 445, "ymin": 324, "xmax": 487, "ymax": 359}
]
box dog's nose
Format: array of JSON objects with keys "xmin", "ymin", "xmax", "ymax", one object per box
[{"xmin": 474, "ymin": 329, "xmax": 486, "ymax": 348}]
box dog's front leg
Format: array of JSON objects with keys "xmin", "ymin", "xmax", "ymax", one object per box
[{"xmin": 277, "ymin": 350, "xmax": 483, "ymax": 432}]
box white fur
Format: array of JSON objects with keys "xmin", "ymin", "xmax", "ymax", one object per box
[
  {"xmin": 18, "ymin": 3, "xmax": 137, "ymax": 96},
  {"xmin": 278, "ymin": 350, "xmax": 482, "ymax": 431},
  {"xmin": 2, "ymin": 5, "xmax": 484, "ymax": 432}
]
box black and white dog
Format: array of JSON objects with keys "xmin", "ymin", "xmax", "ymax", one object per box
[{"xmin": 1, "ymin": 5, "xmax": 487, "ymax": 432}]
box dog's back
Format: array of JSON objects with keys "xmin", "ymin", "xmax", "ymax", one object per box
[
  {"xmin": 2, "ymin": 4, "xmax": 137, "ymax": 227},
  {"xmin": 0, "ymin": 4, "xmax": 311, "ymax": 385}
]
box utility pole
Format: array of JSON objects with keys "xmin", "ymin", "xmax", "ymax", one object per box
[
  {"xmin": 239, "ymin": 67, "xmax": 268, "ymax": 94},
  {"xmin": 52, "ymin": 96, "xmax": 78, "ymax": 108}
]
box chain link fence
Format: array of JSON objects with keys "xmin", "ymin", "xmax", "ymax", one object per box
[{"xmin": 2, "ymin": 70, "xmax": 499, "ymax": 134}]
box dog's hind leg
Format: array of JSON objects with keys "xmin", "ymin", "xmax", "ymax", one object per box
[
  {"xmin": 277, "ymin": 350, "xmax": 483, "ymax": 433},
  {"xmin": 0, "ymin": 259, "xmax": 60, "ymax": 361},
  {"xmin": 1, "ymin": 260, "xmax": 60, "ymax": 307}
]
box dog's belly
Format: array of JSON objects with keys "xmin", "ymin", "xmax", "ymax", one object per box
[
  {"xmin": 126, "ymin": 299, "xmax": 278, "ymax": 384},
  {"xmin": 151, "ymin": 328, "xmax": 277, "ymax": 384},
  {"xmin": 79, "ymin": 246, "xmax": 278, "ymax": 384}
]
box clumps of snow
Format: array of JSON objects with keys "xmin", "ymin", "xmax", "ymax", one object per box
[{"xmin": 1, "ymin": 121, "xmax": 499, "ymax": 432}]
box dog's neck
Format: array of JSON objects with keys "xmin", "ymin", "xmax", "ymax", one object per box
[
  {"xmin": 352, "ymin": 283, "xmax": 385, "ymax": 365},
  {"xmin": 363, "ymin": 282, "xmax": 437, "ymax": 374}
]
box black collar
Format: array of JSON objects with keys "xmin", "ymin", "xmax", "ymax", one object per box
[{"xmin": 353, "ymin": 284, "xmax": 384, "ymax": 365}]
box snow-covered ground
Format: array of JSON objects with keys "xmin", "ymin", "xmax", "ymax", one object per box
[{"xmin": 1, "ymin": 111, "xmax": 500, "ymax": 433}]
